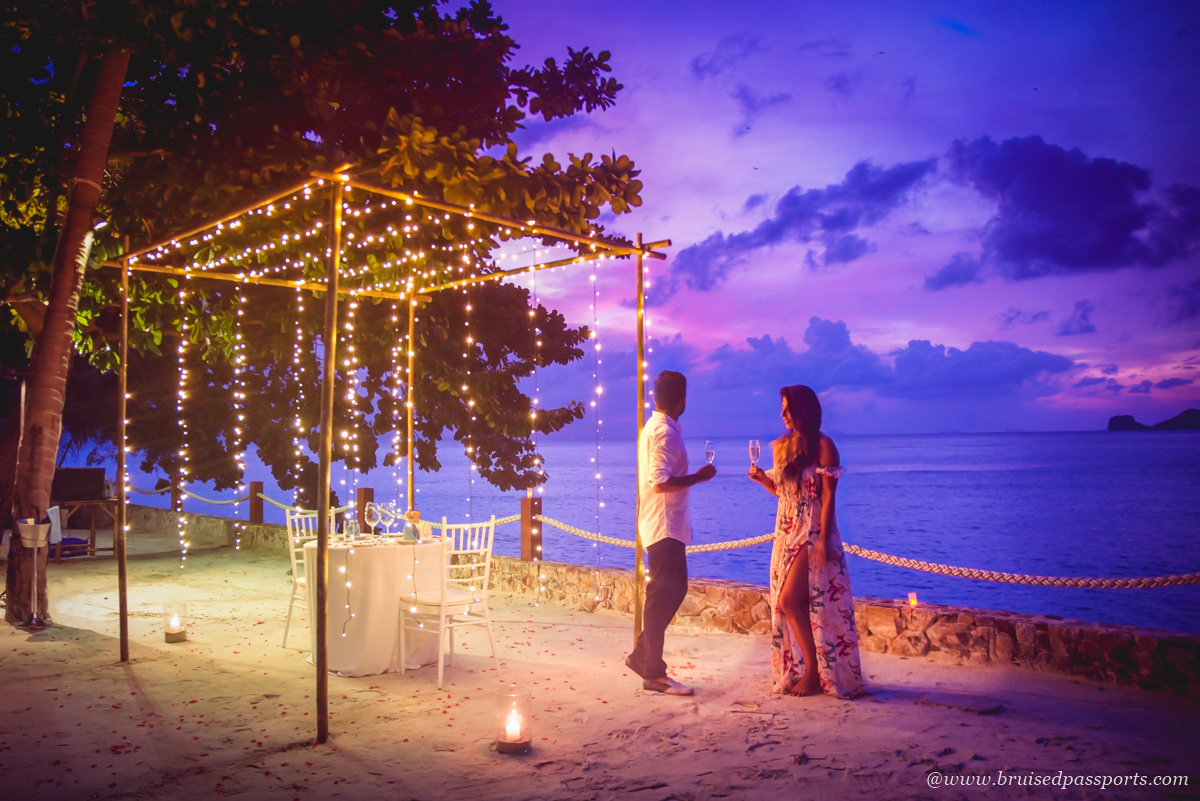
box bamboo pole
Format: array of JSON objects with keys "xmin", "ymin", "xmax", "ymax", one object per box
[
  {"xmin": 420, "ymin": 240, "xmax": 670, "ymax": 294},
  {"xmin": 95, "ymin": 260, "xmax": 412, "ymax": 302},
  {"xmin": 314, "ymin": 181, "xmax": 344, "ymax": 744},
  {"xmin": 117, "ymin": 251, "xmax": 130, "ymax": 663},
  {"xmin": 634, "ymin": 234, "xmax": 646, "ymax": 643},
  {"xmin": 406, "ymin": 297, "xmax": 416, "ymax": 511},
  {"xmin": 316, "ymin": 172, "xmax": 669, "ymax": 260},
  {"xmin": 120, "ymin": 175, "xmax": 325, "ymax": 263}
]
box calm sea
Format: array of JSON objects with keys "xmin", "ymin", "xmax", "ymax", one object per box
[{"xmin": 142, "ymin": 430, "xmax": 1200, "ymax": 634}]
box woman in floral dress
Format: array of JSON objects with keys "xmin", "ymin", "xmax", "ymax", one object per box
[{"xmin": 749, "ymin": 385, "xmax": 863, "ymax": 698}]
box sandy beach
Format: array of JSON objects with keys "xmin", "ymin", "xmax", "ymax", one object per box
[{"xmin": 2, "ymin": 545, "xmax": 1196, "ymax": 801}]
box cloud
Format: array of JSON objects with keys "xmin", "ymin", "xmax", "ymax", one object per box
[
  {"xmin": 1154, "ymin": 377, "xmax": 1194, "ymax": 390},
  {"xmin": 1055, "ymin": 300, "xmax": 1097, "ymax": 336},
  {"xmin": 644, "ymin": 334, "xmax": 701, "ymax": 377},
  {"xmin": 1166, "ymin": 279, "xmax": 1200, "ymax": 324},
  {"xmin": 824, "ymin": 71, "xmax": 862, "ymax": 97},
  {"xmin": 649, "ymin": 157, "xmax": 937, "ymax": 303},
  {"xmin": 692, "ymin": 34, "xmax": 762, "ymax": 79},
  {"xmin": 706, "ymin": 318, "xmax": 890, "ymax": 393},
  {"xmin": 1099, "ymin": 364, "xmax": 1119, "ymax": 375},
  {"xmin": 796, "ymin": 39, "xmax": 851, "ymax": 59},
  {"xmin": 822, "ymin": 234, "xmax": 873, "ymax": 265},
  {"xmin": 997, "ymin": 307, "xmax": 1050, "ymax": 329},
  {"xmin": 884, "ymin": 339, "xmax": 1074, "ymax": 399},
  {"xmin": 925, "ymin": 252, "xmax": 985, "ymax": 290},
  {"xmin": 946, "ymin": 135, "xmax": 1200, "ymax": 280},
  {"xmin": 702, "ymin": 318, "xmax": 1074, "ymax": 401},
  {"xmin": 510, "ymin": 115, "xmax": 595, "ymax": 150},
  {"xmin": 1128, "ymin": 380, "xmax": 1153, "ymax": 394},
  {"xmin": 729, "ymin": 84, "xmax": 791, "ymax": 136},
  {"xmin": 743, "ymin": 193, "xmax": 768, "ymax": 212},
  {"xmin": 936, "ymin": 18, "xmax": 979, "ymax": 37},
  {"xmin": 1073, "ymin": 377, "xmax": 1127, "ymax": 394}
]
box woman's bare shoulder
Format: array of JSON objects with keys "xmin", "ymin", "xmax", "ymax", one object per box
[{"xmin": 817, "ymin": 434, "xmax": 840, "ymax": 466}]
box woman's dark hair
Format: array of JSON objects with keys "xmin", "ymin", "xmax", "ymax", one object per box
[{"xmin": 777, "ymin": 384, "xmax": 822, "ymax": 481}]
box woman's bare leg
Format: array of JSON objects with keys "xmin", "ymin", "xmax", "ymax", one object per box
[{"xmin": 779, "ymin": 545, "xmax": 821, "ymax": 695}]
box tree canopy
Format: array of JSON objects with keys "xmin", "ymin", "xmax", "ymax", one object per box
[{"xmin": 1, "ymin": 0, "xmax": 644, "ymax": 506}]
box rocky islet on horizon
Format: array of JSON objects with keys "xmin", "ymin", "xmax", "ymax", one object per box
[{"xmin": 1107, "ymin": 409, "xmax": 1200, "ymax": 431}]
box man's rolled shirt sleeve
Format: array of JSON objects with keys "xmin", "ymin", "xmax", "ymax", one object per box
[{"xmin": 645, "ymin": 427, "xmax": 674, "ymax": 488}]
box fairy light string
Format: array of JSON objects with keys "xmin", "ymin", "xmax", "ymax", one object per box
[
  {"xmin": 590, "ymin": 258, "xmax": 605, "ymax": 601},
  {"xmin": 463, "ymin": 285, "xmax": 476, "ymax": 521},
  {"xmin": 176, "ymin": 283, "xmax": 190, "ymax": 568},
  {"xmin": 292, "ymin": 286, "xmax": 308, "ymax": 507},
  {"xmin": 231, "ymin": 286, "xmax": 247, "ymax": 551}
]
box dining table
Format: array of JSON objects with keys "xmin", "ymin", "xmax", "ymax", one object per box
[{"xmin": 303, "ymin": 537, "xmax": 443, "ymax": 677}]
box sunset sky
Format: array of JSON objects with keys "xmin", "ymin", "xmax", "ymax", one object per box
[{"xmin": 489, "ymin": 0, "xmax": 1200, "ymax": 436}]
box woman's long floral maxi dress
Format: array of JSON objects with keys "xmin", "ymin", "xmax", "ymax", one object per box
[{"xmin": 768, "ymin": 463, "xmax": 864, "ymax": 698}]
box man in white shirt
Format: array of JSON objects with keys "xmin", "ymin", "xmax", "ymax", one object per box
[{"xmin": 625, "ymin": 370, "xmax": 716, "ymax": 695}]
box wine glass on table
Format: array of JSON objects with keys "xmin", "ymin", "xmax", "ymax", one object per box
[
  {"xmin": 363, "ymin": 502, "xmax": 380, "ymax": 537},
  {"xmin": 749, "ymin": 439, "xmax": 761, "ymax": 469},
  {"xmin": 704, "ymin": 440, "xmax": 716, "ymax": 465},
  {"xmin": 379, "ymin": 502, "xmax": 396, "ymax": 537}
]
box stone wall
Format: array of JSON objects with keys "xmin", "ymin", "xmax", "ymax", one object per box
[
  {"xmin": 488, "ymin": 555, "xmax": 1200, "ymax": 696},
  {"xmin": 128, "ymin": 505, "xmax": 1199, "ymax": 695},
  {"xmin": 126, "ymin": 505, "xmax": 283, "ymax": 553}
]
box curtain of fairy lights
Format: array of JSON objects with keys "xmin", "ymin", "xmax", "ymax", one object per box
[
  {"xmin": 463, "ymin": 285, "xmax": 476, "ymax": 521},
  {"xmin": 292, "ymin": 286, "xmax": 308, "ymax": 508},
  {"xmin": 390, "ymin": 298, "xmax": 404, "ymax": 512},
  {"xmin": 590, "ymin": 259, "xmax": 606, "ymax": 599},
  {"xmin": 176, "ymin": 283, "xmax": 190, "ymax": 568},
  {"xmin": 231, "ymin": 286, "xmax": 247, "ymax": 550}
]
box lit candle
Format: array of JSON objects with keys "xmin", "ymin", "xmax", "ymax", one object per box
[
  {"xmin": 496, "ymin": 684, "xmax": 532, "ymax": 753},
  {"xmin": 908, "ymin": 592, "xmax": 918, "ymax": 608},
  {"xmin": 164, "ymin": 604, "xmax": 188, "ymax": 642},
  {"xmin": 504, "ymin": 708, "xmax": 523, "ymax": 741}
]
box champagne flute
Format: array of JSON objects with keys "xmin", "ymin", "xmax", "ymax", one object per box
[
  {"xmin": 704, "ymin": 440, "xmax": 716, "ymax": 465},
  {"xmin": 378, "ymin": 502, "xmax": 396, "ymax": 536},
  {"xmin": 749, "ymin": 439, "xmax": 761, "ymax": 469}
]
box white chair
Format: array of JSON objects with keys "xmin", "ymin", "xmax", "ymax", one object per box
[
  {"xmin": 281, "ymin": 509, "xmax": 320, "ymax": 648},
  {"xmin": 400, "ymin": 515, "xmax": 500, "ymax": 688}
]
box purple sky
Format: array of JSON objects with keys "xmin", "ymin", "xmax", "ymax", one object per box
[{"xmin": 491, "ymin": 0, "xmax": 1200, "ymax": 435}]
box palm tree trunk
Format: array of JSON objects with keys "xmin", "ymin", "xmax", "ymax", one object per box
[{"xmin": 6, "ymin": 46, "xmax": 131, "ymax": 623}]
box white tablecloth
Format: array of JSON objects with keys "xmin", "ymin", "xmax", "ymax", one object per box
[{"xmin": 304, "ymin": 539, "xmax": 442, "ymax": 677}]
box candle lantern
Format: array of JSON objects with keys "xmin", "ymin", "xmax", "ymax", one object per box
[
  {"xmin": 907, "ymin": 592, "xmax": 918, "ymax": 608},
  {"xmin": 163, "ymin": 603, "xmax": 188, "ymax": 643},
  {"xmin": 495, "ymin": 683, "xmax": 532, "ymax": 754}
]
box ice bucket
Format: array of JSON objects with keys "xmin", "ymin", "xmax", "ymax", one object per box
[{"xmin": 16, "ymin": 520, "xmax": 50, "ymax": 549}]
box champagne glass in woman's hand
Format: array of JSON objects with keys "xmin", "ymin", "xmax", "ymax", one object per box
[
  {"xmin": 704, "ymin": 440, "xmax": 716, "ymax": 465},
  {"xmin": 749, "ymin": 439, "xmax": 761, "ymax": 468}
]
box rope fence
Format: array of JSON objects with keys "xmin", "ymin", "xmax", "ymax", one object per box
[
  {"xmin": 526, "ymin": 515, "xmax": 1199, "ymax": 589},
  {"xmin": 839, "ymin": 543, "xmax": 1200, "ymax": 589},
  {"xmin": 124, "ymin": 486, "xmax": 1199, "ymax": 589}
]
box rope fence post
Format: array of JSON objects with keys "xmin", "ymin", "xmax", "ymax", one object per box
[
  {"xmin": 356, "ymin": 487, "xmax": 373, "ymax": 531},
  {"xmin": 521, "ymin": 493, "xmax": 542, "ymax": 562},
  {"xmin": 248, "ymin": 481, "xmax": 263, "ymax": 525}
]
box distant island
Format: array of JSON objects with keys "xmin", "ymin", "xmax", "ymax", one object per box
[{"xmin": 1108, "ymin": 409, "xmax": 1200, "ymax": 431}]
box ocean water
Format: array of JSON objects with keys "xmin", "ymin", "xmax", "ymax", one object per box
[{"xmin": 140, "ymin": 430, "xmax": 1200, "ymax": 634}]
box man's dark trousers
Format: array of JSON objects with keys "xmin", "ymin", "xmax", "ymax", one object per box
[{"xmin": 627, "ymin": 537, "xmax": 688, "ymax": 680}]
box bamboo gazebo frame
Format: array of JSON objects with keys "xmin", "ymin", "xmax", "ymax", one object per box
[{"xmin": 100, "ymin": 165, "xmax": 668, "ymax": 742}]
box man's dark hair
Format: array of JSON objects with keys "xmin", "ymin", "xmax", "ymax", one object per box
[{"xmin": 653, "ymin": 370, "xmax": 687, "ymax": 409}]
